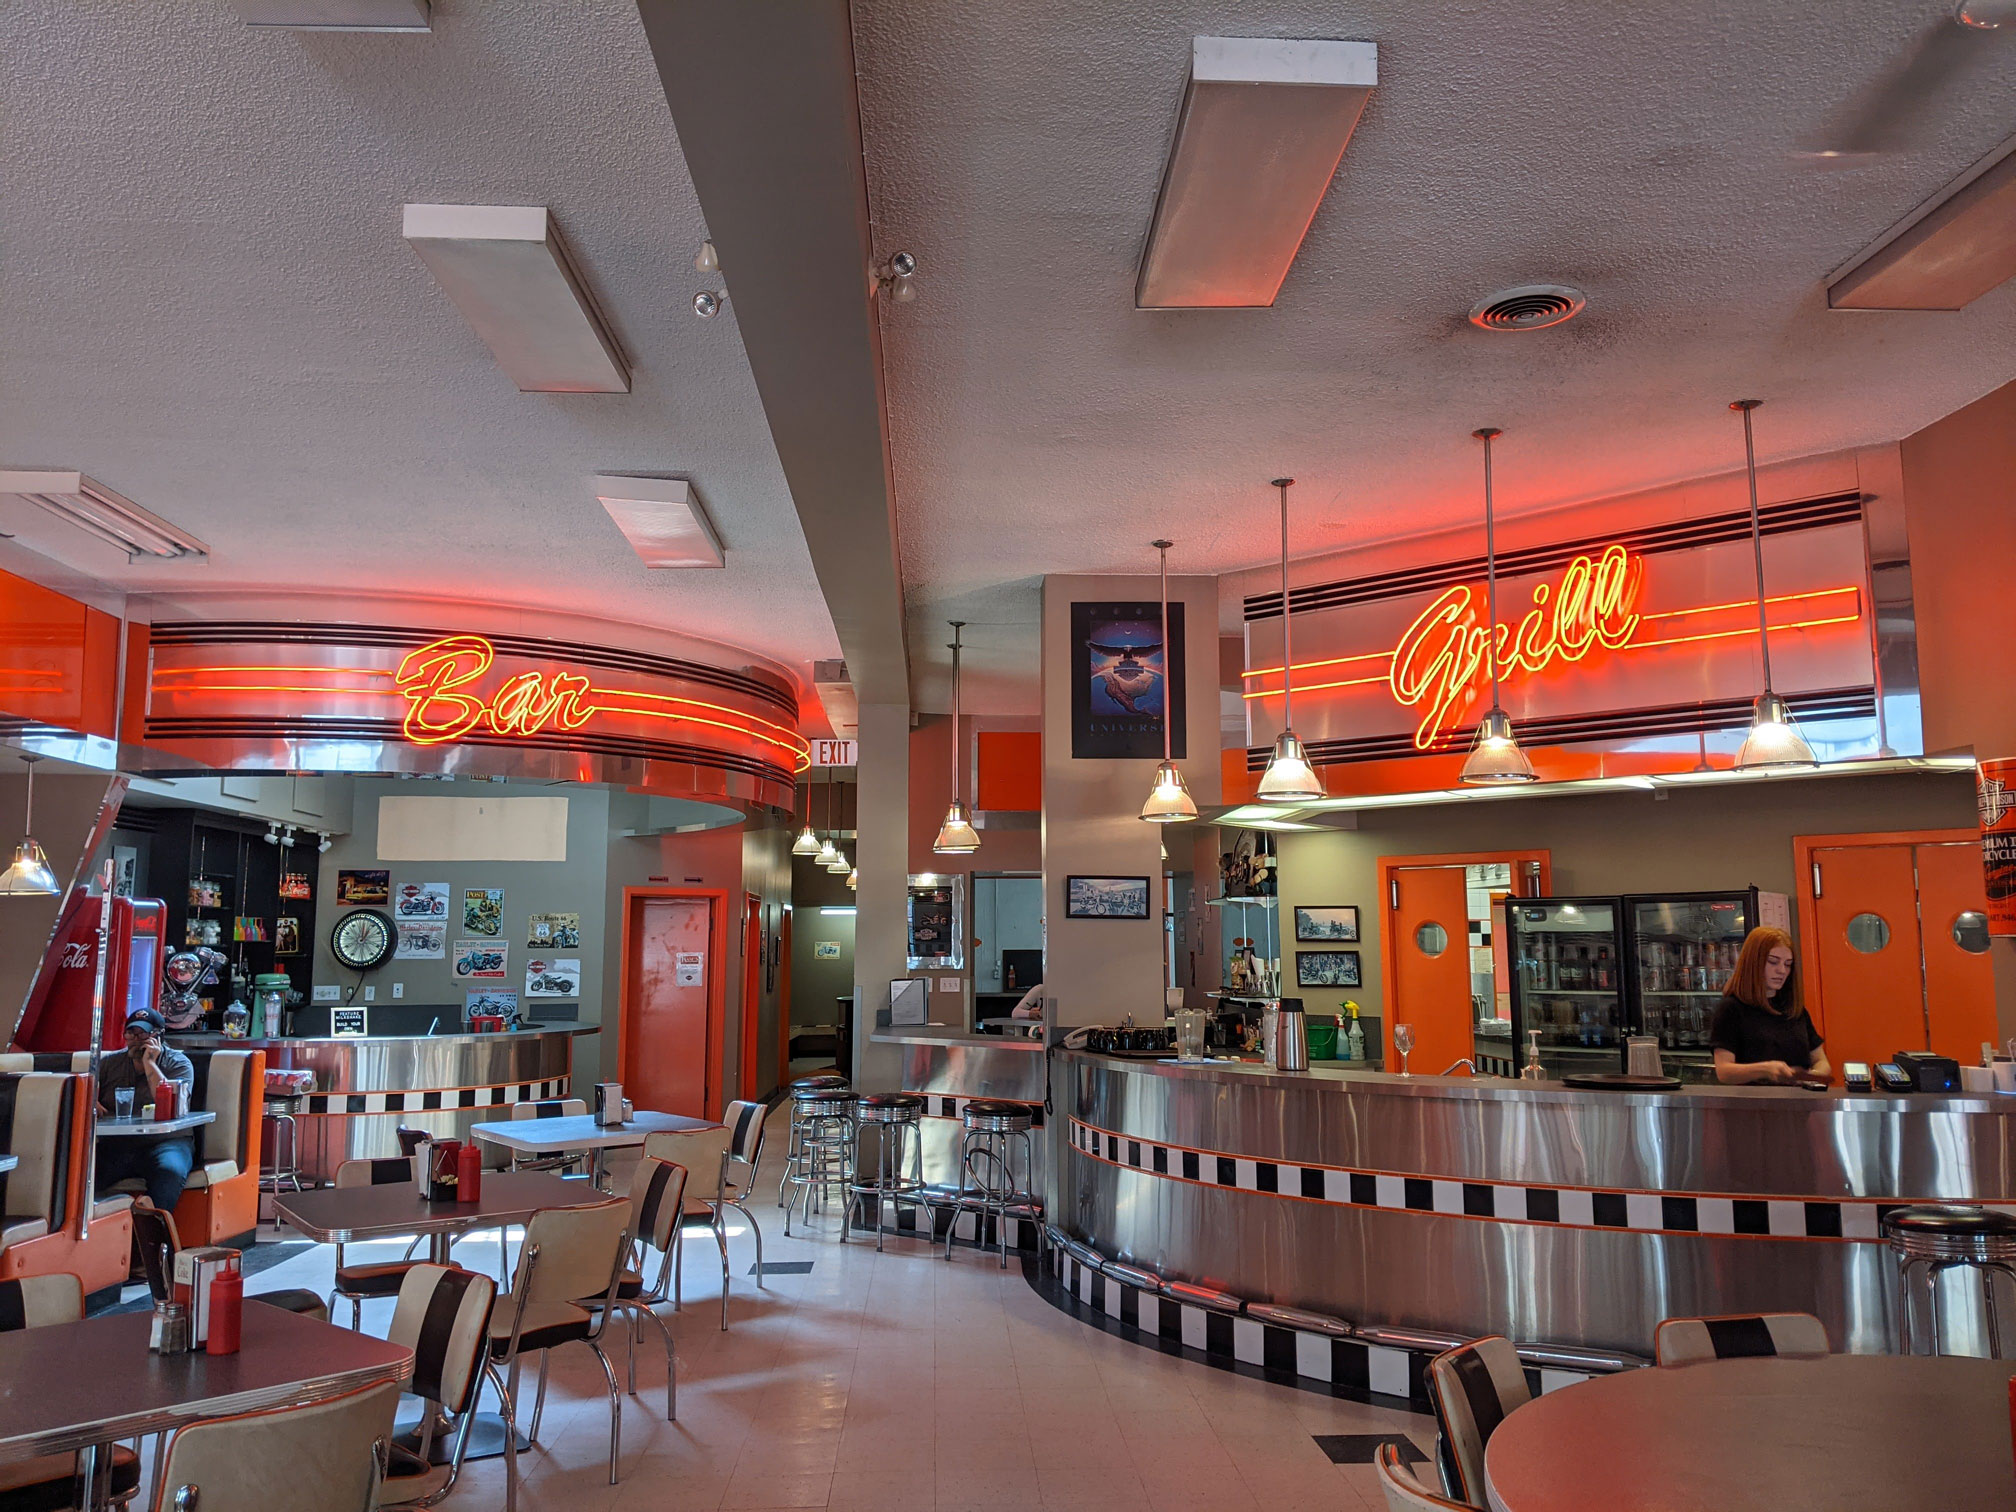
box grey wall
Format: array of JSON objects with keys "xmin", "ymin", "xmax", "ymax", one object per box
[
  {"xmin": 1273, "ymin": 771, "xmax": 1978, "ymax": 1038},
  {"xmin": 790, "ymin": 852, "xmax": 855, "ymax": 1036},
  {"xmin": 315, "ymin": 778, "xmax": 614, "ymax": 1065}
]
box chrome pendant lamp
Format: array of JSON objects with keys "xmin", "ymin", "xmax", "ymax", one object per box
[
  {"xmin": 1257, "ymin": 477, "xmax": 1324, "ymax": 802},
  {"xmin": 1460, "ymin": 428, "xmax": 1537, "ymax": 784},
  {"xmin": 1729, "ymin": 400, "xmax": 1817, "ymax": 772},
  {"xmin": 813, "ymin": 767, "xmax": 840, "ymax": 868},
  {"xmin": 790, "ymin": 765, "xmax": 821, "ymax": 855},
  {"xmin": 0, "ymin": 754, "xmax": 60, "ymax": 897},
  {"xmin": 1140, "ymin": 539, "xmax": 1198, "ymax": 822},
  {"xmin": 932, "ymin": 621, "xmax": 981, "ymax": 854}
]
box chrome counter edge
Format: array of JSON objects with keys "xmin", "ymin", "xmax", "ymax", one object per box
[{"xmin": 1062, "ymin": 1051, "xmax": 2014, "ymax": 1355}]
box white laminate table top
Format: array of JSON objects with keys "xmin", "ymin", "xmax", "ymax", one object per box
[
  {"xmin": 1485, "ymin": 1353, "xmax": 2014, "ymax": 1512},
  {"xmin": 466, "ymin": 1110, "xmax": 717, "ymax": 1154},
  {"xmin": 95, "ymin": 1111, "xmax": 216, "ymax": 1137}
]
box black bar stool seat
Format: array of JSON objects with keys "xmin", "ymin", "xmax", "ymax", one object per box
[{"xmin": 1884, "ymin": 1203, "xmax": 2016, "ymax": 1356}]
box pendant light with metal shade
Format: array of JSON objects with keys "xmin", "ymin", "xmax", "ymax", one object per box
[
  {"xmin": 0, "ymin": 754, "xmax": 60, "ymax": 897},
  {"xmin": 813, "ymin": 767, "xmax": 841, "ymax": 867},
  {"xmin": 790, "ymin": 767, "xmax": 821, "ymax": 856},
  {"xmin": 1140, "ymin": 540, "xmax": 1198, "ymax": 822},
  {"xmin": 1729, "ymin": 400, "xmax": 1817, "ymax": 772},
  {"xmin": 933, "ymin": 622, "xmax": 981, "ymax": 854},
  {"xmin": 1460, "ymin": 428, "xmax": 1538, "ymax": 785},
  {"xmin": 1257, "ymin": 478, "xmax": 1324, "ymax": 802}
]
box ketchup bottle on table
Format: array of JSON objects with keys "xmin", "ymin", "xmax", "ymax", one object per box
[
  {"xmin": 206, "ymin": 1267, "xmax": 243, "ymax": 1356},
  {"xmin": 456, "ymin": 1140, "xmax": 482, "ymax": 1204}
]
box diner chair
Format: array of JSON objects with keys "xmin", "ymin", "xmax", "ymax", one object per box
[
  {"xmin": 150, "ymin": 1377, "xmax": 398, "ymax": 1512},
  {"xmin": 488, "ymin": 1196, "xmax": 631, "ymax": 1487},
  {"xmin": 581, "ymin": 1155, "xmax": 686, "ymax": 1421},
  {"xmin": 376, "ymin": 1264, "xmax": 508, "ymax": 1511},
  {"xmin": 0, "ymin": 1272, "xmax": 144, "ymax": 1510},
  {"xmin": 639, "ymin": 1124, "xmax": 735, "ymax": 1331},
  {"xmin": 332, "ymin": 1156, "xmax": 424, "ymax": 1327},
  {"xmin": 1425, "ymin": 1335, "xmax": 1531, "ymax": 1509},
  {"xmin": 504, "ymin": 1098, "xmax": 588, "ymax": 1175},
  {"xmin": 1375, "ymin": 1441, "xmax": 1472, "ymax": 1511},
  {"xmin": 1654, "ymin": 1311, "xmax": 1829, "ymax": 1366},
  {"xmin": 671, "ymin": 1100, "xmax": 766, "ymax": 1330},
  {"xmin": 130, "ymin": 1205, "xmax": 330, "ymax": 1323}
]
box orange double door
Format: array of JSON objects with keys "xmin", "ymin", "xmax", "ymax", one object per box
[{"xmin": 1798, "ymin": 832, "xmax": 1996, "ymax": 1072}]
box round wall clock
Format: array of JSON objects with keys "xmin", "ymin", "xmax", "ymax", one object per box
[{"xmin": 331, "ymin": 909, "xmax": 396, "ymax": 971}]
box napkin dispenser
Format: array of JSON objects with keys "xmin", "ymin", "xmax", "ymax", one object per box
[{"xmin": 593, "ymin": 1081, "xmax": 625, "ymax": 1126}]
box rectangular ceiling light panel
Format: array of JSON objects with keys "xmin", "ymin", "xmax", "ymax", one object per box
[
  {"xmin": 1137, "ymin": 36, "xmax": 1377, "ymax": 309},
  {"xmin": 0, "ymin": 470, "xmax": 208, "ymax": 560},
  {"xmin": 233, "ymin": 0, "xmax": 430, "ymax": 29},
  {"xmin": 404, "ymin": 204, "xmax": 630, "ymax": 393},
  {"xmin": 1830, "ymin": 135, "xmax": 2016, "ymax": 310},
  {"xmin": 593, "ymin": 475, "xmax": 724, "ymax": 568}
]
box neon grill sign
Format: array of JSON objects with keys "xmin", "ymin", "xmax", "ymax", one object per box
[{"xmin": 1244, "ymin": 542, "xmax": 1864, "ymax": 750}]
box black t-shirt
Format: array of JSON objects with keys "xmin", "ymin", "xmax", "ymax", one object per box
[{"xmin": 1708, "ymin": 993, "xmax": 1822, "ymax": 1068}]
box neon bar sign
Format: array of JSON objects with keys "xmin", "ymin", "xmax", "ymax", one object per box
[{"xmin": 1244, "ymin": 542, "xmax": 1864, "ymax": 749}]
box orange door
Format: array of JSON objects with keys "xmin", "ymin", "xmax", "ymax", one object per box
[
  {"xmin": 739, "ymin": 895, "xmax": 762, "ymax": 1100},
  {"xmin": 1915, "ymin": 840, "xmax": 1997, "ymax": 1060},
  {"xmin": 1810, "ymin": 844, "xmax": 1924, "ymax": 1071},
  {"xmin": 626, "ymin": 895, "xmax": 716, "ymax": 1118},
  {"xmin": 1387, "ymin": 865, "xmax": 1472, "ymax": 1075}
]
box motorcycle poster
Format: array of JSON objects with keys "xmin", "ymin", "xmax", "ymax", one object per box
[
  {"xmin": 453, "ymin": 940, "xmax": 508, "ymax": 979},
  {"xmin": 525, "ymin": 957, "xmax": 581, "ymax": 998}
]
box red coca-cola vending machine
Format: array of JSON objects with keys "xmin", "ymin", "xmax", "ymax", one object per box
[{"xmin": 10, "ymin": 891, "xmax": 165, "ymax": 1052}]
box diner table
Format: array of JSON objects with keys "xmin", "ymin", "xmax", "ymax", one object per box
[
  {"xmin": 272, "ymin": 1167, "xmax": 602, "ymax": 1263},
  {"xmin": 94, "ymin": 1110, "xmax": 216, "ymax": 1138},
  {"xmin": 469, "ymin": 1109, "xmax": 718, "ymax": 1187},
  {"xmin": 1484, "ymin": 1352, "xmax": 2015, "ymax": 1511},
  {"xmin": 0, "ymin": 1299, "xmax": 411, "ymax": 1511}
]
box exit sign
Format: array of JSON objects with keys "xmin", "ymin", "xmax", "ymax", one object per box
[{"xmin": 810, "ymin": 739, "xmax": 857, "ymax": 767}]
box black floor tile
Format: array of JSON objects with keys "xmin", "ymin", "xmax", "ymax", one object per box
[
  {"xmin": 1312, "ymin": 1433, "xmax": 1428, "ymax": 1465},
  {"xmin": 751, "ymin": 1260, "xmax": 816, "ymax": 1276}
]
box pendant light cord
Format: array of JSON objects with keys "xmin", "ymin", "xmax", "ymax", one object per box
[
  {"xmin": 1734, "ymin": 399, "xmax": 1773, "ymax": 689},
  {"xmin": 1475, "ymin": 429, "xmax": 1503, "ymax": 710},
  {"xmin": 1273, "ymin": 479, "xmax": 1294, "ymax": 731},
  {"xmin": 1153, "ymin": 541, "xmax": 1174, "ymax": 763},
  {"xmin": 21, "ymin": 755, "xmax": 33, "ymax": 835},
  {"xmin": 948, "ymin": 622, "xmax": 965, "ymax": 807}
]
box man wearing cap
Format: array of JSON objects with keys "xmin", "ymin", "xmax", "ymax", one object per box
[{"xmin": 95, "ymin": 1007, "xmax": 198, "ymax": 1212}]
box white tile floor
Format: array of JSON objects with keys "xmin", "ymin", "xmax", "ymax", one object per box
[{"xmin": 246, "ymin": 1108, "xmax": 1434, "ymax": 1511}]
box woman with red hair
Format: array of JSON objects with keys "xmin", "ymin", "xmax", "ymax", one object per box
[{"xmin": 1709, "ymin": 926, "xmax": 1831, "ymax": 1086}]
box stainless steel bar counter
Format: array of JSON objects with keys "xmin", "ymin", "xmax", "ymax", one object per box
[
  {"xmin": 179, "ymin": 1027, "xmax": 594, "ymax": 1182},
  {"xmin": 1062, "ymin": 1051, "xmax": 2016, "ymax": 1357},
  {"xmin": 870, "ymin": 1025, "xmax": 1050, "ymax": 1200}
]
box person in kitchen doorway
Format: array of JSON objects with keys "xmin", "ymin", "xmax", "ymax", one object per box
[{"xmin": 1709, "ymin": 927, "xmax": 1831, "ymax": 1086}]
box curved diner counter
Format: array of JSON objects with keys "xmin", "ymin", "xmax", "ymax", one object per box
[
  {"xmin": 1058, "ymin": 1051, "xmax": 2016, "ymax": 1361},
  {"xmin": 178, "ymin": 1026, "xmax": 594, "ymax": 1182}
]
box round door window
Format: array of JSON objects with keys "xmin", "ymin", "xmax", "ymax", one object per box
[
  {"xmin": 1845, "ymin": 912, "xmax": 1891, "ymax": 954},
  {"xmin": 1952, "ymin": 910, "xmax": 1991, "ymax": 955},
  {"xmin": 1415, "ymin": 921, "xmax": 1449, "ymax": 957}
]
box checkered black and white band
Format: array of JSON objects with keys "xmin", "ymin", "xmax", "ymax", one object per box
[
  {"xmin": 1068, "ymin": 1117, "xmax": 2002, "ymax": 1242},
  {"xmin": 302, "ymin": 1078, "xmax": 570, "ymax": 1115},
  {"xmin": 850, "ymin": 1195, "xmax": 1044, "ymax": 1250},
  {"xmin": 1043, "ymin": 1249, "xmax": 1593, "ymax": 1408},
  {"xmin": 902, "ymin": 1092, "xmax": 1044, "ymax": 1125}
]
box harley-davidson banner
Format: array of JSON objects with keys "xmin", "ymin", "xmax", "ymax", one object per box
[{"xmin": 1977, "ymin": 758, "xmax": 2016, "ymax": 936}]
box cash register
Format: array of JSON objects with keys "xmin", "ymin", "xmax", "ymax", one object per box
[{"xmin": 1875, "ymin": 1051, "xmax": 1961, "ymax": 1092}]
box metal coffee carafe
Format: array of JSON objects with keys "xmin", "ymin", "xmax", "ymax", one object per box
[
  {"xmin": 593, "ymin": 1081, "xmax": 625, "ymax": 1126},
  {"xmin": 1273, "ymin": 998, "xmax": 1310, "ymax": 1072}
]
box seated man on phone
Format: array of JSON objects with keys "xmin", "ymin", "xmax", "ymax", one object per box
[{"xmin": 95, "ymin": 1006, "xmax": 198, "ymax": 1212}]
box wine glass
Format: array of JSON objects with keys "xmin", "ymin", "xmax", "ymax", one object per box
[{"xmin": 1392, "ymin": 1022, "xmax": 1415, "ymax": 1076}]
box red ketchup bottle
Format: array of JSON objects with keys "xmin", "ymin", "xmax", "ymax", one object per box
[
  {"xmin": 206, "ymin": 1266, "xmax": 243, "ymax": 1356},
  {"xmin": 456, "ymin": 1139, "xmax": 482, "ymax": 1204}
]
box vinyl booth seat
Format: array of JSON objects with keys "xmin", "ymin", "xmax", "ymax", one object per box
[{"xmin": 0, "ymin": 1071, "xmax": 132, "ymax": 1297}]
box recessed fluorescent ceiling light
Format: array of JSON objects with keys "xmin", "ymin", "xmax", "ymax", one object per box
[
  {"xmin": 820, "ymin": 906, "xmax": 857, "ymax": 916},
  {"xmin": 1829, "ymin": 131, "xmax": 2016, "ymax": 310},
  {"xmin": 592, "ymin": 475, "xmax": 724, "ymax": 568},
  {"xmin": 0, "ymin": 471, "xmax": 207, "ymax": 560},
  {"xmin": 403, "ymin": 204, "xmax": 630, "ymax": 393},
  {"xmin": 233, "ymin": 0, "xmax": 429, "ymax": 28},
  {"xmin": 1137, "ymin": 36, "xmax": 1377, "ymax": 309}
]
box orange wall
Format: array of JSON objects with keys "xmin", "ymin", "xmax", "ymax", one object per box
[
  {"xmin": 976, "ymin": 731, "xmax": 1041, "ymax": 812},
  {"xmin": 1902, "ymin": 379, "xmax": 2016, "ymax": 758},
  {"xmin": 908, "ymin": 714, "xmax": 1040, "ymax": 877},
  {"xmin": 0, "ymin": 567, "xmax": 119, "ymax": 740}
]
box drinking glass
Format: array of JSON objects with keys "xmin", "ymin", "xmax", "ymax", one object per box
[
  {"xmin": 114, "ymin": 1086, "xmax": 135, "ymax": 1121},
  {"xmin": 1175, "ymin": 1009, "xmax": 1207, "ymax": 1062},
  {"xmin": 1393, "ymin": 1022, "xmax": 1415, "ymax": 1076}
]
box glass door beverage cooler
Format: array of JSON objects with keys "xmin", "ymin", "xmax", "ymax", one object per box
[
  {"xmin": 1625, "ymin": 889, "xmax": 1762, "ymax": 1083},
  {"xmin": 1502, "ymin": 897, "xmax": 1629, "ymax": 1081}
]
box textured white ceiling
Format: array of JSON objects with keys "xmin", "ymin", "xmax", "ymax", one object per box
[
  {"xmin": 0, "ymin": 0, "xmax": 837, "ymax": 682},
  {"xmin": 856, "ymin": 0, "xmax": 2016, "ymax": 712}
]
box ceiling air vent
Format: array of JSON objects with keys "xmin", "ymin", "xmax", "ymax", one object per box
[{"xmin": 1468, "ymin": 285, "xmax": 1586, "ymax": 332}]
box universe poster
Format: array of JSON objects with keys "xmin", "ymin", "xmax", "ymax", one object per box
[{"xmin": 1070, "ymin": 600, "xmax": 1185, "ymax": 760}]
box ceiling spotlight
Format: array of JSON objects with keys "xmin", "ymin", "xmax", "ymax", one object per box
[
  {"xmin": 695, "ymin": 240, "xmax": 720, "ymax": 273},
  {"xmin": 693, "ymin": 290, "xmax": 726, "ymax": 319},
  {"xmin": 317, "ymin": 832, "xmax": 334, "ymax": 854},
  {"xmin": 873, "ymin": 252, "xmax": 919, "ymax": 304},
  {"xmin": 262, "ymin": 823, "xmax": 281, "ymax": 845}
]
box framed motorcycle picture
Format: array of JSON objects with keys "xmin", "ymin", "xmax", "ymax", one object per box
[{"xmin": 453, "ymin": 940, "xmax": 508, "ymax": 980}]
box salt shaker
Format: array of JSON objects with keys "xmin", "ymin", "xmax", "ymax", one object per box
[{"xmin": 149, "ymin": 1299, "xmax": 190, "ymax": 1354}]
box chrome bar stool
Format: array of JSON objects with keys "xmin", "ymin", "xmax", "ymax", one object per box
[
  {"xmin": 777, "ymin": 1074, "xmax": 851, "ymax": 1207},
  {"xmin": 846, "ymin": 1093, "xmax": 928, "ymax": 1251},
  {"xmin": 941, "ymin": 1099, "xmax": 1040, "ymax": 1268},
  {"xmin": 782, "ymin": 1087, "xmax": 856, "ymax": 1237},
  {"xmin": 1883, "ymin": 1203, "xmax": 2016, "ymax": 1357},
  {"xmin": 260, "ymin": 1091, "xmax": 306, "ymax": 1200}
]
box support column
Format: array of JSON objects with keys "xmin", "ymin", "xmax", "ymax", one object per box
[{"xmin": 852, "ymin": 699, "xmax": 910, "ymax": 1089}]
